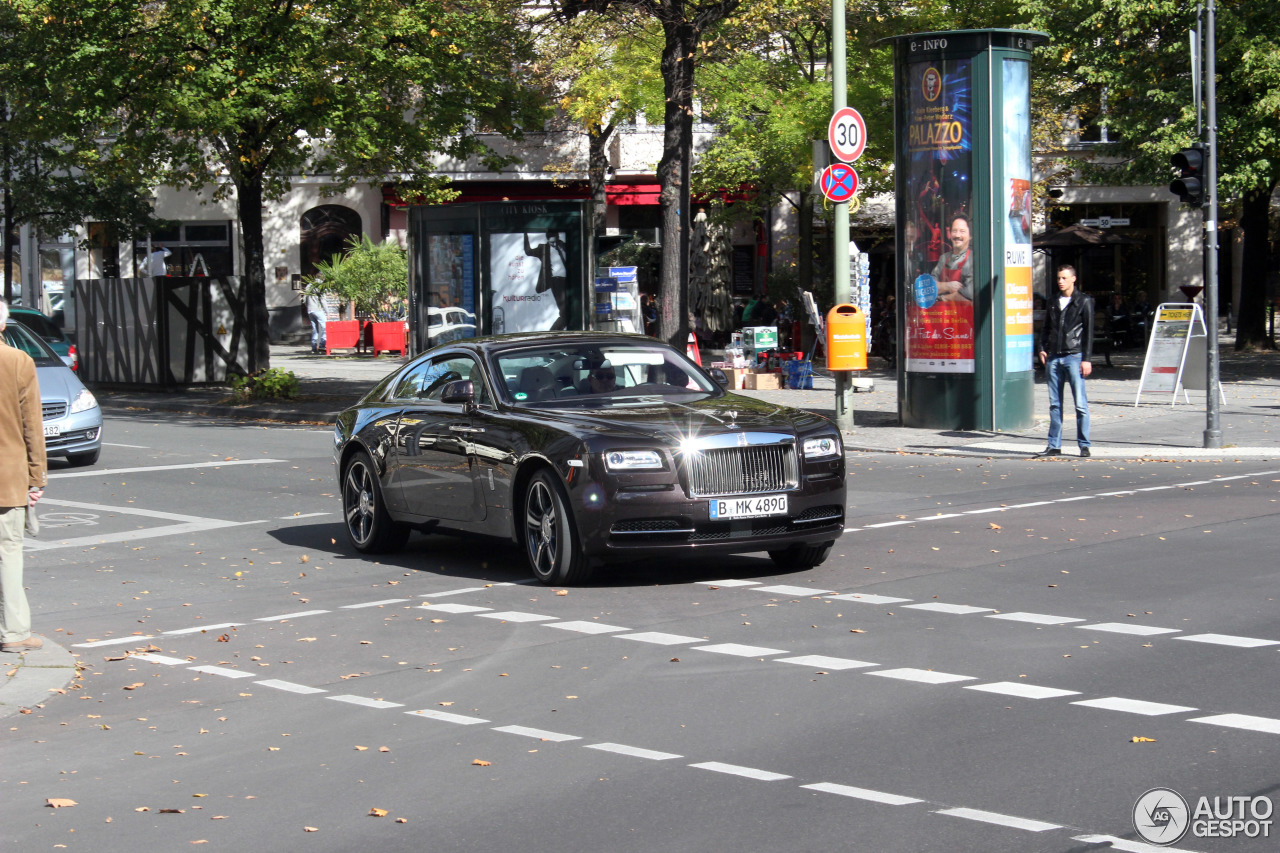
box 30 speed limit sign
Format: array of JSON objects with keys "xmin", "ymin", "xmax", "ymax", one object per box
[{"xmin": 828, "ymin": 107, "xmax": 867, "ymax": 163}]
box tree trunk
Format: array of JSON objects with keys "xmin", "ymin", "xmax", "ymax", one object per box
[
  {"xmin": 588, "ymin": 121, "xmax": 614, "ymax": 236},
  {"xmin": 1234, "ymin": 183, "xmax": 1277, "ymax": 350},
  {"xmin": 656, "ymin": 19, "xmax": 695, "ymax": 350},
  {"xmin": 236, "ymin": 176, "xmax": 272, "ymax": 373},
  {"xmin": 798, "ymin": 189, "xmax": 814, "ymax": 294}
]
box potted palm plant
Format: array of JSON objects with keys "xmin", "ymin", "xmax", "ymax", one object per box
[{"xmin": 307, "ymin": 235, "xmax": 409, "ymax": 356}]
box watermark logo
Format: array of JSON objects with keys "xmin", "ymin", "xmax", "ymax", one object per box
[
  {"xmin": 1134, "ymin": 788, "xmax": 1274, "ymax": 845},
  {"xmin": 1134, "ymin": 787, "xmax": 1190, "ymax": 845}
]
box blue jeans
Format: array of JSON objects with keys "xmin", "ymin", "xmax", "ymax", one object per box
[
  {"xmin": 308, "ymin": 312, "xmax": 327, "ymax": 352},
  {"xmin": 1046, "ymin": 353, "xmax": 1090, "ymax": 449}
]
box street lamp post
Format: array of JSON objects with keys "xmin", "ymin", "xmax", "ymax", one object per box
[
  {"xmin": 1202, "ymin": 0, "xmax": 1221, "ymax": 449},
  {"xmin": 831, "ymin": 0, "xmax": 853, "ymax": 432}
]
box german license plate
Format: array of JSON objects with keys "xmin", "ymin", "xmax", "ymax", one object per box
[
  {"xmin": 709, "ymin": 494, "xmax": 788, "ymax": 520},
  {"xmin": 44, "ymin": 423, "xmax": 60, "ymax": 437}
]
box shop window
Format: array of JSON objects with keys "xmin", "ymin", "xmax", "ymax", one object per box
[{"xmin": 134, "ymin": 221, "xmax": 235, "ymax": 277}]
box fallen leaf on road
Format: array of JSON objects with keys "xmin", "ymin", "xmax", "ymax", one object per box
[
  {"xmin": 191, "ymin": 841, "xmax": 208, "ymax": 845},
  {"xmin": 136, "ymin": 807, "xmax": 150, "ymax": 812},
  {"xmin": 123, "ymin": 683, "xmax": 145, "ymax": 690},
  {"xmin": 216, "ymin": 635, "xmax": 229, "ymax": 643},
  {"xmin": 670, "ymin": 658, "xmax": 680, "ymax": 662},
  {"xmin": 379, "ymin": 747, "xmax": 390, "ymax": 753},
  {"xmin": 304, "ymin": 826, "xmax": 319, "ymax": 832},
  {"xmin": 159, "ymin": 808, "xmax": 185, "ymax": 814},
  {"xmin": 472, "ymin": 760, "xmax": 491, "ymax": 767},
  {"xmin": 267, "ymin": 747, "xmax": 280, "ymax": 752},
  {"xmin": 193, "ymin": 794, "xmax": 208, "ymax": 798},
  {"xmin": 850, "ymin": 629, "xmax": 866, "ymax": 634},
  {"xmin": 396, "ymin": 818, "xmax": 408, "ymax": 823},
  {"xmin": 355, "ymin": 746, "xmax": 369, "ymax": 751},
  {"xmin": 555, "ymin": 590, "xmax": 568, "ymax": 596},
  {"xmin": 300, "ymin": 555, "xmax": 310, "ymax": 563},
  {"xmin": 1132, "ymin": 736, "xmax": 1157, "ymax": 743},
  {"xmin": 369, "ymin": 808, "xmax": 389, "ymax": 817},
  {"xmin": 46, "ymin": 799, "xmax": 77, "ymax": 808},
  {"xmin": 298, "ymin": 637, "xmax": 317, "ymax": 642},
  {"xmin": 988, "ymin": 523, "xmax": 1002, "ymax": 530}
]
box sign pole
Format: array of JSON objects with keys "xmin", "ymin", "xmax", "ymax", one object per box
[
  {"xmin": 831, "ymin": 0, "xmax": 853, "ymax": 432},
  {"xmin": 1202, "ymin": 0, "xmax": 1221, "ymax": 448}
]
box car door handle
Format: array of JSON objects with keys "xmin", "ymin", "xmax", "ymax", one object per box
[{"xmin": 449, "ymin": 425, "xmax": 484, "ymax": 434}]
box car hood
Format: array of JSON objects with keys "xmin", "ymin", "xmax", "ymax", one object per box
[
  {"xmin": 36, "ymin": 363, "xmax": 88, "ymax": 405},
  {"xmin": 518, "ymin": 393, "xmax": 831, "ymax": 443}
]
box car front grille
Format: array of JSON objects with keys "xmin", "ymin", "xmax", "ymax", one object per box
[
  {"xmin": 683, "ymin": 444, "xmax": 798, "ymax": 498},
  {"xmin": 43, "ymin": 402, "xmax": 68, "ymax": 420}
]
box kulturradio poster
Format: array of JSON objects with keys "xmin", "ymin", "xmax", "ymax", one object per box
[
  {"xmin": 489, "ymin": 232, "xmax": 569, "ymax": 334},
  {"xmin": 1002, "ymin": 59, "xmax": 1034, "ymax": 373}
]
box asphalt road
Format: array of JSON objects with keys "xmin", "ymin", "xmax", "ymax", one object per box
[{"xmin": 4, "ymin": 411, "xmax": 1279, "ymax": 853}]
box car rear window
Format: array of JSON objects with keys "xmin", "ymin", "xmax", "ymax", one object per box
[
  {"xmin": 16, "ymin": 311, "xmax": 62, "ymax": 341},
  {"xmin": 3, "ymin": 320, "xmax": 61, "ymax": 365}
]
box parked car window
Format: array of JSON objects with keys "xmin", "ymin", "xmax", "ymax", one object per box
[
  {"xmin": 421, "ymin": 354, "xmax": 491, "ymax": 406},
  {"xmin": 494, "ymin": 341, "xmax": 715, "ymax": 405},
  {"xmin": 3, "ymin": 321, "xmax": 61, "ymax": 365}
]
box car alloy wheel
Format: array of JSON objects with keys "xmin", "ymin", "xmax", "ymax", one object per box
[
  {"xmin": 342, "ymin": 451, "xmax": 409, "ymax": 554},
  {"xmin": 523, "ymin": 470, "xmax": 591, "ymax": 585}
]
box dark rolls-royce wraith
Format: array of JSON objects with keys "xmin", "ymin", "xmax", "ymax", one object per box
[{"xmin": 333, "ymin": 332, "xmax": 846, "ymax": 584}]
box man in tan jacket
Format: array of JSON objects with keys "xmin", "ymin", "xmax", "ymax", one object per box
[{"xmin": 0, "ymin": 300, "xmax": 47, "ymax": 652}]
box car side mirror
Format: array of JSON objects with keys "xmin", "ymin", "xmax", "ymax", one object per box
[
  {"xmin": 440, "ymin": 379, "xmax": 476, "ymax": 409},
  {"xmin": 708, "ymin": 367, "xmax": 729, "ymax": 388}
]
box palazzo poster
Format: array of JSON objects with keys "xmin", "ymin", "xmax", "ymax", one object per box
[{"xmin": 903, "ymin": 58, "xmax": 975, "ymax": 373}]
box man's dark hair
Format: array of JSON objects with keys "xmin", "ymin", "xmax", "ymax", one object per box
[
  {"xmin": 949, "ymin": 212, "xmax": 971, "ymax": 229},
  {"xmin": 1058, "ymin": 264, "xmax": 1077, "ymax": 277}
]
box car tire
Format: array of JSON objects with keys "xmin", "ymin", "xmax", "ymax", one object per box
[
  {"xmin": 67, "ymin": 448, "xmax": 100, "ymax": 467},
  {"xmin": 768, "ymin": 541, "xmax": 834, "ymax": 571},
  {"xmin": 523, "ymin": 469, "xmax": 593, "ymax": 585},
  {"xmin": 342, "ymin": 451, "xmax": 410, "ymax": 554}
]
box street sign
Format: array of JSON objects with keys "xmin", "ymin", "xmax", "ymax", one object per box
[
  {"xmin": 820, "ymin": 163, "xmax": 859, "ymax": 203},
  {"xmin": 1134, "ymin": 303, "xmax": 1225, "ymax": 406},
  {"xmin": 828, "ymin": 107, "xmax": 868, "ymax": 163}
]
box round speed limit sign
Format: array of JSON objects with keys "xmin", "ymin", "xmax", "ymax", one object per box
[{"xmin": 828, "ymin": 107, "xmax": 867, "ymax": 163}]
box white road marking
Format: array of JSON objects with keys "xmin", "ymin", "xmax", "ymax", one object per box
[
  {"xmin": 752, "ymin": 585, "xmax": 834, "ymax": 596},
  {"xmin": 132, "ymin": 653, "xmax": 188, "ymax": 666},
  {"xmin": 689, "ymin": 762, "xmax": 791, "ymax": 782},
  {"xmin": 775, "ymin": 655, "xmax": 877, "ymax": 670},
  {"xmin": 25, "ymin": 520, "xmax": 251, "ymax": 552},
  {"xmin": 406, "ymin": 708, "xmax": 490, "ymax": 725},
  {"xmin": 341, "ymin": 599, "xmax": 411, "ymax": 609},
  {"xmin": 1097, "ymin": 490, "xmax": 1137, "ymax": 497},
  {"xmin": 280, "ymin": 512, "xmax": 330, "ymax": 519},
  {"xmin": 255, "ymin": 609, "xmax": 330, "ymax": 621},
  {"xmin": 419, "ymin": 603, "xmax": 492, "ymax": 614},
  {"xmin": 102, "ymin": 442, "xmax": 148, "ymax": 448},
  {"xmin": 1077, "ymin": 622, "xmax": 1181, "ymax": 636},
  {"xmin": 188, "ymin": 665, "xmax": 254, "ymax": 678},
  {"xmin": 1135, "ymin": 486, "xmax": 1173, "ymax": 492},
  {"xmin": 902, "ymin": 603, "xmax": 993, "ymax": 615},
  {"xmin": 1176, "ymin": 480, "xmax": 1215, "ymax": 487},
  {"xmin": 868, "ymin": 668, "xmax": 975, "ymax": 685},
  {"xmin": 963, "ymin": 507, "xmax": 1006, "ymax": 514},
  {"xmin": 614, "ymin": 632, "xmax": 706, "ymax": 645},
  {"xmin": 986, "ymin": 612, "xmax": 1084, "ymax": 625},
  {"xmin": 917, "ymin": 513, "xmax": 963, "ymax": 520},
  {"xmin": 542, "ymin": 621, "xmax": 630, "ymax": 634},
  {"xmin": 48, "ymin": 459, "xmax": 285, "ymax": 479},
  {"xmin": 477, "ymin": 611, "xmax": 556, "ymax": 623},
  {"xmin": 934, "ymin": 807, "xmax": 1060, "ymax": 832},
  {"xmin": 964, "ymin": 682, "xmax": 1081, "ymax": 700},
  {"xmin": 1056, "ymin": 495, "xmax": 1096, "ymax": 502},
  {"xmin": 696, "ymin": 579, "xmax": 760, "ymax": 587},
  {"xmin": 800, "ymin": 782, "xmax": 922, "ymax": 805},
  {"xmin": 693, "ymin": 643, "xmax": 788, "ymax": 658},
  {"xmin": 1189, "ymin": 713, "xmax": 1280, "ymax": 735},
  {"xmin": 1072, "ymin": 697, "xmax": 1197, "ymax": 716},
  {"xmin": 256, "ymin": 679, "xmax": 327, "ymax": 695},
  {"xmin": 492, "ymin": 725, "xmax": 581, "ymax": 742},
  {"xmin": 73, "ymin": 636, "xmax": 155, "ymax": 648},
  {"xmin": 586, "ymin": 743, "xmax": 682, "ymax": 761},
  {"xmin": 1005, "ymin": 501, "xmax": 1053, "ymax": 508},
  {"xmin": 864, "ymin": 520, "xmax": 916, "ymax": 528},
  {"xmin": 1175, "ymin": 633, "xmax": 1279, "ymax": 648},
  {"xmin": 163, "ymin": 623, "xmax": 244, "ymax": 635},
  {"xmin": 1071, "ymin": 835, "xmax": 1202, "ymax": 853},
  {"xmin": 327, "ymin": 695, "xmax": 404, "ymax": 709},
  {"xmin": 423, "ymin": 585, "xmax": 513, "ymax": 598},
  {"xmin": 826, "ymin": 593, "xmax": 911, "ymax": 604}
]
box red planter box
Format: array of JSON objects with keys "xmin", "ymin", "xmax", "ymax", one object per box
[
  {"xmin": 368, "ymin": 321, "xmax": 407, "ymax": 357},
  {"xmin": 325, "ymin": 320, "xmax": 361, "ymax": 355}
]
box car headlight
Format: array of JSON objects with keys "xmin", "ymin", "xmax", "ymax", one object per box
[
  {"xmin": 69, "ymin": 388, "xmax": 98, "ymax": 414},
  {"xmin": 802, "ymin": 435, "xmax": 841, "ymax": 459},
  {"xmin": 604, "ymin": 450, "xmax": 663, "ymax": 471}
]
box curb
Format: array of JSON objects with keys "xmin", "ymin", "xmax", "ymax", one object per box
[{"xmin": 0, "ymin": 637, "xmax": 79, "ymax": 719}]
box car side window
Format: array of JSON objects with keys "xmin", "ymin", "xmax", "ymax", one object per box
[
  {"xmin": 390, "ymin": 361, "xmax": 437, "ymax": 400},
  {"xmin": 421, "ymin": 354, "xmax": 491, "ymax": 407}
]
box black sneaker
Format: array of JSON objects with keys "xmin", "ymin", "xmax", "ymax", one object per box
[
  {"xmin": 1036, "ymin": 447, "xmax": 1062, "ymax": 457},
  {"xmin": 1079, "ymin": 447, "xmax": 1091, "ymax": 457}
]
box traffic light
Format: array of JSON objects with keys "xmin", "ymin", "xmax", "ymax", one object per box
[{"xmin": 1170, "ymin": 143, "xmax": 1206, "ymax": 206}]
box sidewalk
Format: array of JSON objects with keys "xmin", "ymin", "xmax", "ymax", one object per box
[{"xmin": 95, "ymin": 340, "xmax": 1280, "ymax": 459}]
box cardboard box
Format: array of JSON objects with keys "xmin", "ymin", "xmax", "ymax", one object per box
[
  {"xmin": 728, "ymin": 368, "xmax": 752, "ymax": 390},
  {"xmin": 744, "ymin": 371, "xmax": 782, "ymax": 391}
]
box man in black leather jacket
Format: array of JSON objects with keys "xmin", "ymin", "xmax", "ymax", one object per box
[{"xmin": 1037, "ymin": 265, "xmax": 1093, "ymax": 457}]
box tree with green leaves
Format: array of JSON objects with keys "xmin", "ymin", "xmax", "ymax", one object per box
[
  {"xmin": 39, "ymin": 0, "xmax": 541, "ymax": 371},
  {"xmin": 537, "ymin": 9, "xmax": 663, "ymax": 235},
  {"xmin": 558, "ymin": 0, "xmax": 746, "ymax": 349},
  {"xmin": 1026, "ymin": 0, "xmax": 1280, "ymax": 349}
]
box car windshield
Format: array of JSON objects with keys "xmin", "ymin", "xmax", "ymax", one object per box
[
  {"xmin": 15, "ymin": 311, "xmax": 63, "ymax": 341},
  {"xmin": 493, "ymin": 340, "xmax": 718, "ymax": 406},
  {"xmin": 3, "ymin": 320, "xmax": 61, "ymax": 365}
]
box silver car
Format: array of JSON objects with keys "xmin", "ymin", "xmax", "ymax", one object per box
[{"xmin": 3, "ymin": 319, "xmax": 103, "ymax": 466}]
